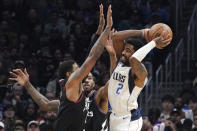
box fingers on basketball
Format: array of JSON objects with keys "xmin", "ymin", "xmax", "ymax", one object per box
[{"xmin": 148, "ymin": 23, "xmax": 173, "ymax": 48}]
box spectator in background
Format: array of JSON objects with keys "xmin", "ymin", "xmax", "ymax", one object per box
[
  {"xmin": 0, "ymin": 62, "xmax": 7, "ymax": 85},
  {"xmin": 44, "ymin": 11, "xmax": 66, "ymax": 35},
  {"xmin": 39, "ymin": 122, "xmax": 54, "ymax": 131},
  {"xmin": 149, "ymin": 0, "xmax": 170, "ymax": 23},
  {"xmin": 141, "ymin": 117, "xmax": 152, "ymax": 131},
  {"xmin": 0, "ymin": 122, "xmax": 4, "ymax": 131},
  {"xmin": 11, "ymin": 82, "xmax": 26, "ymax": 119},
  {"xmin": 46, "ymin": 79, "xmax": 61, "ymax": 97},
  {"xmin": 138, "ymin": 0, "xmax": 152, "ymax": 23},
  {"xmin": 14, "ymin": 121, "xmax": 25, "ymax": 131},
  {"xmin": 163, "ymin": 119, "xmax": 176, "ymax": 131},
  {"xmin": 39, "ymin": 110, "xmax": 56, "ymax": 130},
  {"xmin": 189, "ymin": 96, "xmax": 197, "ymax": 115},
  {"xmin": 160, "ymin": 95, "xmax": 175, "ymax": 121},
  {"xmin": 193, "ymin": 112, "xmax": 197, "ymax": 129},
  {"xmin": 24, "ymin": 102, "xmax": 38, "ymax": 126},
  {"xmin": 2, "ymin": 104, "xmax": 15, "ymax": 131},
  {"xmin": 118, "ymin": 10, "xmax": 143, "ymax": 30},
  {"xmin": 182, "ymin": 119, "xmax": 193, "ymax": 131},
  {"xmin": 180, "ymin": 89, "xmax": 194, "ymax": 120},
  {"xmin": 145, "ymin": 12, "xmax": 161, "ymax": 28},
  {"xmin": 27, "ymin": 120, "xmax": 40, "ymax": 131},
  {"xmin": 24, "ymin": 8, "xmax": 40, "ymax": 33},
  {"xmin": 193, "ymin": 77, "xmax": 197, "ymax": 93},
  {"xmin": 170, "ymin": 108, "xmax": 182, "ymax": 125},
  {"xmin": 148, "ymin": 107, "xmax": 165, "ymax": 131},
  {"xmin": 174, "ymin": 97, "xmax": 184, "ymax": 115},
  {"xmin": 12, "ymin": 83, "xmax": 24, "ymax": 104}
]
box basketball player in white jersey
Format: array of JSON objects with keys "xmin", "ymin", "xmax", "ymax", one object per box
[{"xmin": 108, "ymin": 31, "xmax": 172, "ymax": 131}]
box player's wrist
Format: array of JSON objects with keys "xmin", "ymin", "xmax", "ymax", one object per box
[
  {"xmin": 132, "ymin": 40, "xmax": 156, "ymax": 62},
  {"xmin": 142, "ymin": 29, "xmax": 150, "ymax": 42},
  {"xmin": 149, "ymin": 40, "xmax": 156, "ymax": 48},
  {"xmin": 24, "ymin": 80, "xmax": 31, "ymax": 89}
]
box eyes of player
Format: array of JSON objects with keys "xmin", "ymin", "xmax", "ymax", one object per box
[{"xmin": 125, "ymin": 48, "xmax": 131, "ymax": 53}]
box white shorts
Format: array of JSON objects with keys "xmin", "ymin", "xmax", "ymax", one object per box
[{"xmin": 110, "ymin": 113, "xmax": 143, "ymax": 131}]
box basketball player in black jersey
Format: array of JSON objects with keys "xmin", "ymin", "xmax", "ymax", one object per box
[{"xmin": 10, "ymin": 5, "xmax": 114, "ymax": 131}]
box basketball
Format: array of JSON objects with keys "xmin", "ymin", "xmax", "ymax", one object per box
[{"xmin": 147, "ymin": 23, "xmax": 173, "ymax": 44}]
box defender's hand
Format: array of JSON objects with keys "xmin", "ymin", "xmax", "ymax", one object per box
[
  {"xmin": 96, "ymin": 4, "xmax": 105, "ymax": 35},
  {"xmin": 106, "ymin": 5, "xmax": 113, "ymax": 29},
  {"xmin": 105, "ymin": 29, "xmax": 116, "ymax": 55},
  {"xmin": 9, "ymin": 68, "xmax": 30, "ymax": 87}
]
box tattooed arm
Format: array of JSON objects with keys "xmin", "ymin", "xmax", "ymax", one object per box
[
  {"xmin": 65, "ymin": 5, "xmax": 113, "ymax": 102},
  {"xmin": 112, "ymin": 29, "xmax": 149, "ymax": 57},
  {"xmin": 129, "ymin": 36, "xmax": 172, "ymax": 87},
  {"xmin": 10, "ymin": 69, "xmax": 60, "ymax": 111},
  {"xmin": 129, "ymin": 58, "xmax": 147, "ymax": 87}
]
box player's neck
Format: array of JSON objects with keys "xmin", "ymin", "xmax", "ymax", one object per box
[
  {"xmin": 84, "ymin": 89, "xmax": 95, "ymax": 97},
  {"xmin": 119, "ymin": 61, "xmax": 129, "ymax": 67}
]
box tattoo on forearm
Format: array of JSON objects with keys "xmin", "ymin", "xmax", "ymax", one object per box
[
  {"xmin": 25, "ymin": 82, "xmax": 52, "ymax": 110},
  {"xmin": 137, "ymin": 64, "xmax": 146, "ymax": 73}
]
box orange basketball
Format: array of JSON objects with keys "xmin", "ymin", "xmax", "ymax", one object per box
[{"xmin": 147, "ymin": 23, "xmax": 173, "ymax": 44}]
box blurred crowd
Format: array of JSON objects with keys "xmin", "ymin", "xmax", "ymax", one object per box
[{"xmin": 0, "ymin": 0, "xmax": 196, "ymax": 131}]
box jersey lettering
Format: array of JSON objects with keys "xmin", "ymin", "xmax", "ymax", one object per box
[{"xmin": 113, "ymin": 72, "xmax": 126, "ymax": 83}]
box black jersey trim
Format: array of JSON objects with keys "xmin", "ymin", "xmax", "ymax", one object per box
[
  {"xmin": 74, "ymin": 93, "xmax": 84, "ymax": 103},
  {"xmin": 128, "ymin": 68, "xmax": 135, "ymax": 94}
]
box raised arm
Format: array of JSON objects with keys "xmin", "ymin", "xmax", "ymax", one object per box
[
  {"xmin": 10, "ymin": 69, "xmax": 60, "ymax": 111},
  {"xmin": 113, "ymin": 29, "xmax": 145, "ymax": 41},
  {"xmin": 105, "ymin": 29, "xmax": 117, "ymax": 75},
  {"xmin": 86, "ymin": 4, "xmax": 105, "ymax": 57},
  {"xmin": 113, "ymin": 29, "xmax": 149, "ymax": 57},
  {"xmin": 130, "ymin": 36, "xmax": 172, "ymax": 87},
  {"xmin": 65, "ymin": 5, "xmax": 113, "ymax": 102}
]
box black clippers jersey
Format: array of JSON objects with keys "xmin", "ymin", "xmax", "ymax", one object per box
[
  {"xmin": 54, "ymin": 79, "xmax": 85, "ymax": 131},
  {"xmin": 84, "ymin": 92, "xmax": 107, "ymax": 131}
]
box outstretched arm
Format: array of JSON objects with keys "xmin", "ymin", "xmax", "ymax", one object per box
[
  {"xmin": 95, "ymin": 30, "xmax": 118, "ymax": 114},
  {"xmin": 113, "ymin": 29, "xmax": 147, "ymax": 41},
  {"xmin": 10, "ymin": 69, "xmax": 60, "ymax": 111},
  {"xmin": 66, "ymin": 5, "xmax": 113, "ymax": 102}
]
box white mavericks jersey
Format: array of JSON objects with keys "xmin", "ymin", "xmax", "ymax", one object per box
[{"xmin": 108, "ymin": 62, "xmax": 148, "ymax": 115}]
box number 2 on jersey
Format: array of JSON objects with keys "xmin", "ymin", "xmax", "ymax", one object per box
[{"xmin": 116, "ymin": 83, "xmax": 124, "ymax": 94}]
